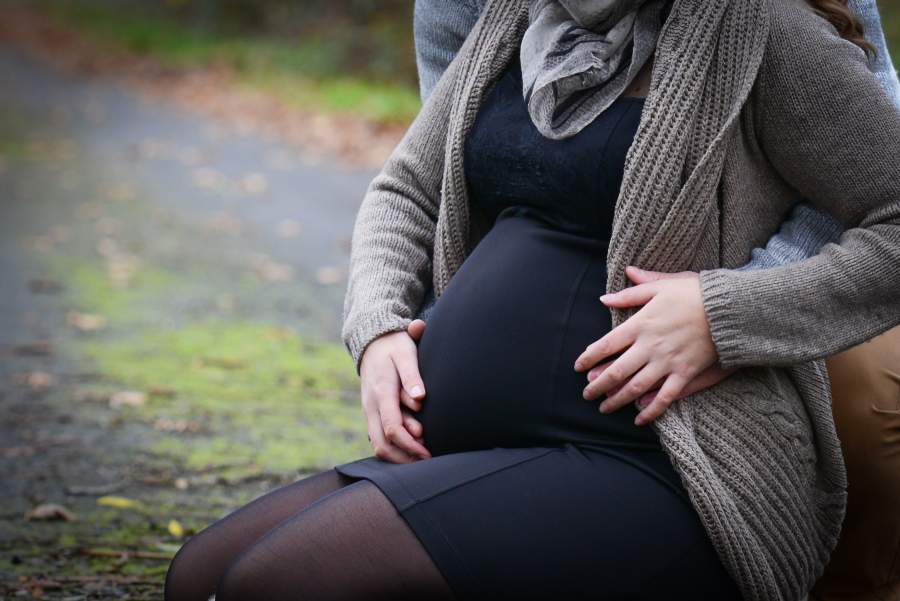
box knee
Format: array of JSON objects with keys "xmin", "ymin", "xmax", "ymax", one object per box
[
  {"xmin": 164, "ymin": 537, "xmax": 205, "ymax": 601},
  {"xmin": 215, "ymin": 553, "xmax": 260, "ymax": 601}
]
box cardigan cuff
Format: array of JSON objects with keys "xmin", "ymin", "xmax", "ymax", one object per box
[
  {"xmin": 698, "ymin": 268, "xmax": 748, "ymax": 370},
  {"xmin": 343, "ymin": 311, "xmax": 412, "ymax": 376}
]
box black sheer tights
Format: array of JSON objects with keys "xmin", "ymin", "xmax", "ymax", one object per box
[{"xmin": 164, "ymin": 468, "xmax": 456, "ymax": 601}]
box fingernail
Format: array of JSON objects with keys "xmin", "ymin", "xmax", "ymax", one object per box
[
  {"xmin": 599, "ymin": 402, "xmax": 608, "ymax": 413},
  {"xmin": 599, "ymin": 294, "xmax": 612, "ymax": 303},
  {"xmin": 574, "ymin": 359, "xmax": 583, "ymax": 371},
  {"xmin": 410, "ymin": 385, "xmax": 424, "ymax": 397}
]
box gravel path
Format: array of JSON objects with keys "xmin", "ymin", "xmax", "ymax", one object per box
[{"xmin": 0, "ymin": 40, "xmax": 378, "ymax": 599}]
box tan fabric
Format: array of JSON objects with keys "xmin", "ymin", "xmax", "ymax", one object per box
[
  {"xmin": 812, "ymin": 325, "xmax": 900, "ymax": 601},
  {"xmin": 339, "ymin": 0, "xmax": 900, "ymax": 598}
]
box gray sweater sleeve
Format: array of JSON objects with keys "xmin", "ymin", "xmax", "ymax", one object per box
[
  {"xmin": 739, "ymin": 0, "xmax": 899, "ymax": 272},
  {"xmin": 698, "ymin": 3, "xmax": 900, "ymax": 368},
  {"xmin": 341, "ymin": 10, "xmax": 492, "ymax": 374}
]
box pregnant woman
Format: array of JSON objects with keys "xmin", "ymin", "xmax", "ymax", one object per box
[{"xmin": 164, "ymin": 1, "xmax": 900, "ymax": 600}]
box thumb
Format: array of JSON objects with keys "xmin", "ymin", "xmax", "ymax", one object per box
[{"xmin": 407, "ymin": 319, "xmax": 427, "ymax": 342}]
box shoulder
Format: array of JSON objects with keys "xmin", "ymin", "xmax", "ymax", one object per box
[
  {"xmin": 415, "ymin": 0, "xmax": 483, "ymax": 24},
  {"xmin": 754, "ymin": 0, "xmax": 888, "ymax": 113},
  {"xmin": 762, "ymin": 0, "xmax": 871, "ymax": 73}
]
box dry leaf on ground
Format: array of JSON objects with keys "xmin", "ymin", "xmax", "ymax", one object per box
[{"xmin": 25, "ymin": 503, "xmax": 76, "ymax": 522}]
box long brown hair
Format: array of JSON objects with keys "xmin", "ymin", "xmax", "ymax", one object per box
[{"xmin": 807, "ymin": 0, "xmax": 876, "ymax": 55}]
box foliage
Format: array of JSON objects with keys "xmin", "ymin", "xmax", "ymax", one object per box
[{"xmin": 45, "ymin": 0, "xmax": 421, "ymax": 124}]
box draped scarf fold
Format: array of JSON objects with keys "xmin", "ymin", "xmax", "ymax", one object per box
[{"xmin": 520, "ymin": 0, "xmax": 668, "ymax": 139}]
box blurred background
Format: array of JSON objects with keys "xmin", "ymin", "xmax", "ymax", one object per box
[{"xmin": 1, "ymin": 1, "xmax": 898, "ymax": 598}]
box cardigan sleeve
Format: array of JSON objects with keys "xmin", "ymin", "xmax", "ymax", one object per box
[
  {"xmin": 697, "ymin": 0, "xmax": 900, "ymax": 369},
  {"xmin": 340, "ymin": 20, "xmax": 478, "ymax": 375}
]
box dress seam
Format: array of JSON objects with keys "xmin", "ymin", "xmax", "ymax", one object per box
[
  {"xmin": 413, "ymin": 446, "xmax": 561, "ymax": 505},
  {"xmin": 549, "ymin": 257, "xmax": 594, "ymax": 416}
]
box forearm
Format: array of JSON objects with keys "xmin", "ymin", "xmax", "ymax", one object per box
[{"xmin": 734, "ymin": 202, "xmax": 843, "ymax": 271}]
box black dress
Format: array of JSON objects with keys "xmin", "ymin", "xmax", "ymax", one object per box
[{"xmin": 334, "ymin": 54, "xmax": 742, "ymax": 600}]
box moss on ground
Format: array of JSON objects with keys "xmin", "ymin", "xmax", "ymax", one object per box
[{"xmin": 85, "ymin": 321, "xmax": 368, "ymax": 473}]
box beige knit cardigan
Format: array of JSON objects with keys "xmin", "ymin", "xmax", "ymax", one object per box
[{"xmin": 340, "ymin": 0, "xmax": 900, "ymax": 598}]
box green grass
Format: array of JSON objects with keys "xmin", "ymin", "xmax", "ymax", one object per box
[{"xmin": 45, "ymin": 2, "xmax": 421, "ymax": 125}]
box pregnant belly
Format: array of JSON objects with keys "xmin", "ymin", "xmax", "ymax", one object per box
[{"xmin": 415, "ymin": 209, "xmax": 660, "ymax": 456}]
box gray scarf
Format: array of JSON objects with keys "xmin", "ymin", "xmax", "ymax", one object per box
[{"xmin": 521, "ymin": 0, "xmax": 668, "ymax": 139}]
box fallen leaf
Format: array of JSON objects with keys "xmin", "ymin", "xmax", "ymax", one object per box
[
  {"xmin": 316, "ymin": 266, "xmax": 343, "ymax": 285},
  {"xmin": 192, "ymin": 167, "xmax": 227, "ymax": 190},
  {"xmin": 28, "ymin": 279, "xmax": 64, "ymax": 294},
  {"xmin": 207, "ymin": 212, "xmax": 242, "ymax": 235},
  {"xmin": 147, "ymin": 386, "xmax": 177, "ymax": 398},
  {"xmin": 276, "ymin": 219, "xmax": 302, "ymax": 239},
  {"xmin": 198, "ymin": 357, "xmax": 246, "ymax": 370},
  {"xmin": 109, "ymin": 390, "xmax": 147, "ymax": 408},
  {"xmin": 25, "ymin": 503, "xmax": 76, "ymax": 522},
  {"xmin": 104, "ymin": 253, "xmax": 140, "ymax": 288},
  {"xmin": 94, "ymin": 217, "xmax": 120, "ymax": 236},
  {"xmin": 2, "ymin": 446, "xmax": 36, "ymax": 458},
  {"xmin": 176, "ymin": 146, "xmax": 204, "ymax": 166},
  {"xmin": 13, "ymin": 341, "xmax": 54, "ymax": 357},
  {"xmin": 13, "ymin": 371, "xmax": 56, "ymax": 390},
  {"xmin": 73, "ymin": 389, "xmax": 111, "ymax": 403},
  {"xmin": 167, "ymin": 519, "xmax": 185, "ymax": 538},
  {"xmin": 66, "ymin": 482, "xmax": 125, "ymax": 496},
  {"xmin": 254, "ymin": 259, "xmax": 293, "ymax": 282},
  {"xmin": 104, "ymin": 182, "xmax": 136, "ymax": 202},
  {"xmin": 95, "ymin": 236, "xmax": 119, "ymax": 258},
  {"xmin": 67, "ymin": 311, "xmax": 107, "ymax": 332},
  {"xmin": 238, "ymin": 172, "xmax": 268, "ymax": 195},
  {"xmin": 153, "ymin": 418, "xmax": 200, "ymax": 433},
  {"xmin": 97, "ymin": 495, "xmax": 143, "ymax": 510}
]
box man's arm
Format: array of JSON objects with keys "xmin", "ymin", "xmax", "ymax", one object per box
[{"xmin": 414, "ymin": 0, "xmax": 483, "ymax": 101}]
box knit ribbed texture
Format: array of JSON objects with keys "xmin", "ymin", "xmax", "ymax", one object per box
[{"xmin": 342, "ymin": 1, "xmax": 900, "ymax": 599}]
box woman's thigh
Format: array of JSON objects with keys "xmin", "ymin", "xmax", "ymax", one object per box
[
  {"xmin": 814, "ymin": 325, "xmax": 900, "ymax": 600},
  {"xmin": 164, "ymin": 468, "xmax": 355, "ymax": 601},
  {"xmin": 214, "ymin": 478, "xmax": 455, "ymax": 601}
]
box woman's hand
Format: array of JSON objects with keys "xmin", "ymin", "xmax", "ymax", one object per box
[
  {"xmin": 359, "ymin": 320, "xmax": 431, "ymax": 463},
  {"xmin": 574, "ymin": 266, "xmax": 721, "ymax": 426}
]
